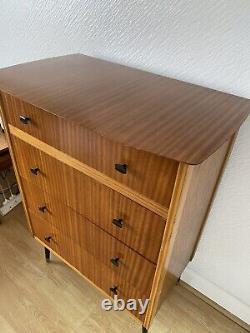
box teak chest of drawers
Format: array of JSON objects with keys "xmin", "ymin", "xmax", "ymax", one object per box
[{"xmin": 0, "ymin": 54, "xmax": 249, "ymax": 332}]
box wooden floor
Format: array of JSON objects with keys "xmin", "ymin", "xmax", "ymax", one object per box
[{"xmin": 0, "ymin": 204, "xmax": 248, "ymax": 333}]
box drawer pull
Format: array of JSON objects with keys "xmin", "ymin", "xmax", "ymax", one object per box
[
  {"xmin": 19, "ymin": 115, "xmax": 30, "ymax": 124},
  {"xmin": 112, "ymin": 218, "xmax": 123, "ymax": 228},
  {"xmin": 30, "ymin": 167, "xmax": 40, "ymax": 175},
  {"xmin": 44, "ymin": 235, "xmax": 52, "ymax": 242},
  {"xmin": 110, "ymin": 286, "xmax": 118, "ymax": 295},
  {"xmin": 110, "ymin": 257, "xmax": 120, "ymax": 267},
  {"xmin": 38, "ymin": 206, "xmax": 47, "ymax": 213},
  {"xmin": 115, "ymin": 163, "xmax": 127, "ymax": 174}
]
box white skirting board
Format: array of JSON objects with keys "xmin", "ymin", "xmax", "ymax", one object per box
[{"xmin": 181, "ymin": 266, "xmax": 250, "ymax": 325}]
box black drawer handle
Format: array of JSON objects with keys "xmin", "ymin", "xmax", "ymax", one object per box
[
  {"xmin": 30, "ymin": 167, "xmax": 40, "ymax": 175},
  {"xmin": 19, "ymin": 116, "xmax": 30, "ymax": 125},
  {"xmin": 115, "ymin": 164, "xmax": 127, "ymax": 174},
  {"xmin": 112, "ymin": 218, "xmax": 123, "ymax": 228},
  {"xmin": 110, "ymin": 286, "xmax": 118, "ymax": 295},
  {"xmin": 110, "ymin": 257, "xmax": 120, "ymax": 267},
  {"xmin": 44, "ymin": 235, "xmax": 52, "ymax": 242},
  {"xmin": 39, "ymin": 206, "xmax": 47, "ymax": 213}
]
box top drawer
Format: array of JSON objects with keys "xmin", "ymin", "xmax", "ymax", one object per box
[{"xmin": 2, "ymin": 93, "xmax": 178, "ymax": 207}]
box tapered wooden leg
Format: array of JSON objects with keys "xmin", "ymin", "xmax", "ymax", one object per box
[
  {"xmin": 142, "ymin": 326, "xmax": 148, "ymax": 333},
  {"xmin": 44, "ymin": 247, "xmax": 50, "ymax": 262}
]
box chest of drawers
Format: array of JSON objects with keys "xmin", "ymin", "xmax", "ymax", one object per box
[{"xmin": 0, "ymin": 54, "xmax": 249, "ymax": 332}]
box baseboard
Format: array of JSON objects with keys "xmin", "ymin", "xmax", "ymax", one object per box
[{"xmin": 181, "ymin": 267, "xmax": 250, "ymax": 330}]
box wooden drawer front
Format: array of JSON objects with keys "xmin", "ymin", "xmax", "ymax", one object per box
[
  {"xmin": 33, "ymin": 201, "xmax": 155, "ymax": 296},
  {"xmin": 28, "ymin": 211, "xmax": 152, "ymax": 320},
  {"xmin": 4, "ymin": 94, "xmax": 178, "ymax": 207},
  {"xmin": 13, "ymin": 137, "xmax": 166, "ymax": 263},
  {"xmin": 58, "ymin": 232, "xmax": 148, "ymax": 322},
  {"xmin": 28, "ymin": 213, "xmax": 57, "ymax": 251}
]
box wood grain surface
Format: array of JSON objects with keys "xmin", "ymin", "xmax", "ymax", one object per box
[
  {"xmin": 22, "ymin": 178, "xmax": 165, "ymax": 264},
  {"xmin": 29, "ymin": 209, "xmax": 151, "ymax": 322},
  {"xmin": 28, "ymin": 209, "xmax": 156, "ymax": 299},
  {"xmin": 28, "ymin": 211, "xmax": 58, "ymax": 252},
  {"xmin": 10, "ymin": 125, "xmax": 170, "ymax": 217},
  {"xmin": 55, "ymin": 232, "xmax": 149, "ymax": 322},
  {"xmin": 0, "ymin": 54, "xmax": 249, "ymax": 164},
  {"xmin": 11, "ymin": 136, "xmax": 166, "ymax": 263},
  {"xmin": 144, "ymin": 139, "xmax": 232, "ymax": 328},
  {"xmin": 3, "ymin": 94, "xmax": 178, "ymax": 207}
]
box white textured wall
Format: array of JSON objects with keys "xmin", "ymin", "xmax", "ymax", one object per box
[{"xmin": 0, "ymin": 0, "xmax": 249, "ymax": 324}]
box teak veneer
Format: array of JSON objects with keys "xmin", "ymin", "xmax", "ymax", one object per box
[
  {"xmin": 0, "ymin": 54, "xmax": 249, "ymax": 165},
  {"xmin": 0, "ymin": 54, "xmax": 249, "ymax": 332}
]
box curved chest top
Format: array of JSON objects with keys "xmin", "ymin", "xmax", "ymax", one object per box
[{"xmin": 0, "ymin": 54, "xmax": 249, "ymax": 164}]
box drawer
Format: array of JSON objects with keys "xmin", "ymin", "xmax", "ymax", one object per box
[
  {"xmin": 57, "ymin": 231, "xmax": 149, "ymax": 322},
  {"xmin": 13, "ymin": 137, "xmax": 166, "ymax": 263},
  {"xmin": 29, "ymin": 203, "xmax": 155, "ymax": 296},
  {"xmin": 29, "ymin": 213, "xmax": 57, "ymax": 251},
  {"xmin": 28, "ymin": 211, "xmax": 153, "ymax": 319},
  {"xmin": 3, "ymin": 94, "xmax": 178, "ymax": 207}
]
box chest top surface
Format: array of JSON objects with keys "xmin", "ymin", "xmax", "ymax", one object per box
[{"xmin": 0, "ymin": 54, "xmax": 249, "ymax": 164}]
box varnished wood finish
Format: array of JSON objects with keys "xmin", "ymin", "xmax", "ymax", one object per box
[
  {"xmin": 29, "ymin": 208, "xmax": 152, "ymax": 321},
  {"xmin": 12, "ymin": 136, "xmax": 166, "ymax": 263},
  {"xmin": 144, "ymin": 139, "xmax": 233, "ymax": 328},
  {"xmin": 34, "ymin": 236, "xmax": 144, "ymax": 325},
  {"xmin": 3, "ymin": 94, "xmax": 178, "ymax": 207},
  {"xmin": 22, "ymin": 178, "xmax": 165, "ymax": 264},
  {"xmin": 28, "ymin": 209, "xmax": 155, "ymax": 300},
  {"xmin": 52, "ymin": 233, "xmax": 149, "ymax": 322},
  {"xmin": 144, "ymin": 162, "xmax": 189, "ymax": 329},
  {"xmin": 28, "ymin": 212, "xmax": 57, "ymax": 252},
  {"xmin": 190, "ymin": 133, "xmax": 238, "ymax": 260},
  {"xmin": 0, "ymin": 54, "xmax": 249, "ymax": 164},
  {"xmin": 10, "ymin": 125, "xmax": 170, "ymax": 217}
]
